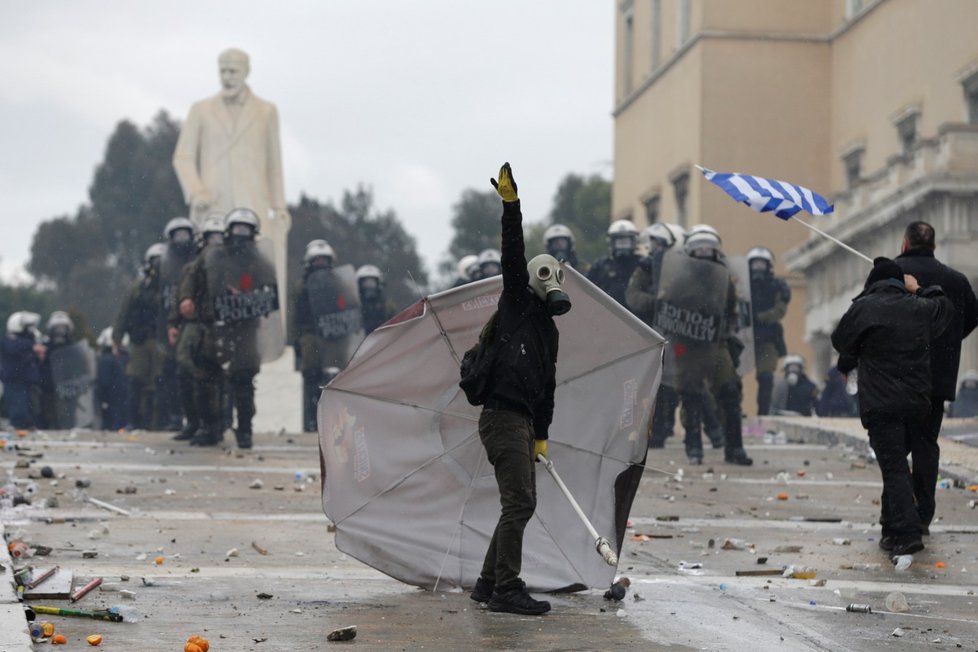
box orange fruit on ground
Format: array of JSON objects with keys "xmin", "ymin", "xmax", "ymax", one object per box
[
  {"xmin": 935, "ymin": 561, "xmax": 947, "ymax": 569},
  {"xmin": 187, "ymin": 635, "xmax": 209, "ymax": 652},
  {"xmin": 185, "ymin": 643, "xmax": 203, "ymax": 652},
  {"xmin": 87, "ymin": 634, "xmax": 103, "ymax": 646},
  {"xmin": 155, "ymin": 555, "xmax": 165, "ymax": 565},
  {"xmin": 776, "ymin": 492, "xmax": 789, "ymax": 501},
  {"xmin": 52, "ymin": 634, "xmax": 67, "ymax": 644}
]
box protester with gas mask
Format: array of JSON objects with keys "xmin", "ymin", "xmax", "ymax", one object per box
[{"xmin": 469, "ymin": 163, "xmax": 568, "ymax": 616}]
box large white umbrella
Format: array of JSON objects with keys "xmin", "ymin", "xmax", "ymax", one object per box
[{"xmin": 318, "ymin": 266, "xmax": 664, "ymax": 591}]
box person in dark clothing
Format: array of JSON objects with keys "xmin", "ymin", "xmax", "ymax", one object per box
[
  {"xmin": 746, "ymin": 247, "xmax": 790, "ymax": 416},
  {"xmin": 587, "ymin": 219, "xmax": 640, "ymax": 309},
  {"xmin": 894, "ymin": 221, "xmax": 978, "ymax": 533},
  {"xmin": 1, "ymin": 312, "xmax": 45, "ymax": 429},
  {"xmin": 356, "ymin": 265, "xmax": 397, "ymax": 335},
  {"xmin": 469, "ymin": 163, "xmax": 569, "ymax": 616},
  {"xmin": 95, "ymin": 327, "xmax": 129, "ymax": 431},
  {"xmin": 950, "ymin": 370, "xmax": 978, "ymax": 418},
  {"xmin": 816, "ymin": 366, "xmax": 857, "ymax": 417},
  {"xmin": 770, "ymin": 354, "xmax": 819, "ymax": 416},
  {"xmin": 831, "ymin": 257, "xmax": 953, "ymax": 557}
]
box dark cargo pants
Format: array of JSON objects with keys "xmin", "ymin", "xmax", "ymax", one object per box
[
  {"xmin": 868, "ymin": 412, "xmax": 924, "ymax": 540},
  {"xmin": 478, "ymin": 408, "xmax": 537, "ymax": 592}
]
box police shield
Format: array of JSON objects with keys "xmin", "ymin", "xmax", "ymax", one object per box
[
  {"xmin": 205, "ymin": 240, "xmax": 284, "ymax": 365},
  {"xmin": 725, "ymin": 256, "xmax": 755, "ymax": 376},
  {"xmin": 305, "ymin": 264, "xmax": 364, "ymax": 363},
  {"xmin": 655, "ymin": 249, "xmax": 728, "ymax": 343},
  {"xmin": 49, "ymin": 340, "xmax": 97, "ymax": 428}
]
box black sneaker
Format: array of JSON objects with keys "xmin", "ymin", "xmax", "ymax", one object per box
[
  {"xmin": 470, "ymin": 577, "xmax": 494, "ymax": 604},
  {"xmin": 725, "ymin": 448, "xmax": 753, "ymax": 466},
  {"xmin": 190, "ymin": 426, "xmax": 224, "ymax": 447},
  {"xmin": 707, "ymin": 427, "xmax": 725, "ymax": 449},
  {"xmin": 878, "ymin": 536, "xmax": 895, "ymax": 552},
  {"xmin": 891, "ymin": 538, "xmax": 924, "ymax": 557},
  {"xmin": 173, "ymin": 423, "xmax": 198, "ymax": 441},
  {"xmin": 686, "ymin": 449, "xmax": 704, "ymax": 465},
  {"xmin": 235, "ymin": 429, "xmax": 253, "ymax": 450},
  {"xmin": 488, "ymin": 580, "xmax": 551, "ymax": 615}
]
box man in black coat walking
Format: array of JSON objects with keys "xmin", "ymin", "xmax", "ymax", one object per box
[
  {"xmin": 832, "ymin": 257, "xmax": 953, "ymax": 556},
  {"xmin": 895, "ymin": 221, "xmax": 978, "ymax": 533}
]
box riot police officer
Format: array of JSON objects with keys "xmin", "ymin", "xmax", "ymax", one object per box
[
  {"xmin": 290, "ymin": 239, "xmax": 362, "ymax": 432},
  {"xmin": 453, "ymin": 254, "xmax": 481, "ymax": 287},
  {"xmin": 543, "ymin": 224, "xmax": 581, "ymax": 269},
  {"xmin": 478, "ymin": 248, "xmax": 503, "ymax": 279},
  {"xmin": 657, "ymin": 230, "xmax": 752, "ymax": 465},
  {"xmin": 356, "ymin": 265, "xmax": 396, "ymax": 334},
  {"xmin": 587, "ymin": 219, "xmax": 640, "ymax": 308},
  {"xmin": 626, "ymin": 223, "xmax": 684, "ymax": 447},
  {"xmin": 113, "ymin": 243, "xmax": 166, "ymax": 430},
  {"xmin": 159, "ymin": 217, "xmax": 197, "ymax": 435},
  {"xmin": 746, "ymin": 246, "xmax": 790, "ymax": 415},
  {"xmin": 179, "ymin": 208, "xmax": 278, "ymax": 448}
]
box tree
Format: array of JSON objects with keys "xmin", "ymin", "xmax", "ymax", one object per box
[
  {"xmin": 28, "ymin": 111, "xmax": 185, "ymax": 329},
  {"xmin": 446, "ymin": 189, "xmax": 503, "ymax": 261},
  {"xmin": 546, "ymin": 174, "xmax": 612, "ymax": 266},
  {"xmin": 287, "ymin": 186, "xmax": 428, "ymax": 311}
]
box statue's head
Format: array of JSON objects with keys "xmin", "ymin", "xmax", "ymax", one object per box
[{"xmin": 218, "ymin": 48, "xmax": 250, "ymax": 98}]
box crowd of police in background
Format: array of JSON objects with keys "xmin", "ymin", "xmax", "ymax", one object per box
[{"xmin": 4, "ymin": 211, "xmax": 978, "ymax": 456}]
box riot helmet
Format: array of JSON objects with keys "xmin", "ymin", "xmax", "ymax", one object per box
[
  {"xmin": 46, "ymin": 310, "xmax": 74, "ymax": 344},
  {"xmin": 304, "ymin": 239, "xmax": 335, "ymax": 270},
  {"xmin": 543, "ymin": 224, "xmax": 576, "ymax": 263},
  {"xmin": 607, "ymin": 220, "xmax": 639, "ymax": 258},
  {"xmin": 456, "ymin": 254, "xmax": 480, "ymax": 283},
  {"xmin": 200, "ymin": 213, "xmax": 226, "ymax": 248},
  {"xmin": 747, "ymin": 246, "xmax": 775, "ymax": 277},
  {"xmin": 356, "ymin": 264, "xmax": 384, "ymax": 302},
  {"xmin": 683, "ymin": 230, "xmax": 722, "ymax": 260},
  {"xmin": 527, "ymin": 255, "xmax": 571, "ymax": 316},
  {"xmin": 478, "ymin": 248, "xmax": 502, "ymax": 278},
  {"xmin": 640, "ymin": 223, "xmax": 678, "ymax": 254},
  {"xmin": 144, "ymin": 242, "xmax": 167, "ymax": 274},
  {"xmin": 686, "ymin": 224, "xmax": 722, "ymax": 245},
  {"xmin": 224, "ymin": 208, "xmax": 259, "ymax": 249},
  {"xmin": 164, "ymin": 217, "xmax": 196, "ymax": 252},
  {"xmin": 6, "ymin": 311, "xmax": 26, "ymax": 336}
]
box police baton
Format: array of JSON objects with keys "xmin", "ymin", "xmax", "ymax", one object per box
[{"xmin": 536, "ymin": 454, "xmax": 618, "ymax": 567}]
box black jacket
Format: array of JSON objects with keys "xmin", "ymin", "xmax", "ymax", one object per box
[
  {"xmin": 831, "ymin": 280, "xmax": 953, "ymax": 425},
  {"xmin": 587, "ymin": 254, "xmax": 639, "ymax": 309},
  {"xmin": 485, "ymin": 200, "xmax": 559, "ymax": 440},
  {"xmin": 895, "ymin": 248, "xmax": 978, "ymax": 400}
]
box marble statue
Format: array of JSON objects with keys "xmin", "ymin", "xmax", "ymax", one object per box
[{"xmin": 173, "ymin": 48, "xmax": 290, "ymax": 318}]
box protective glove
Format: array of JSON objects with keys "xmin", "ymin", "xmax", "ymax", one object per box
[
  {"xmin": 490, "ymin": 162, "xmax": 519, "ymax": 203},
  {"xmin": 533, "ymin": 439, "xmax": 548, "ymax": 461}
]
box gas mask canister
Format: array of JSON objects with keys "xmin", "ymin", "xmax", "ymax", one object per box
[{"xmin": 527, "ymin": 255, "xmax": 571, "ymax": 316}]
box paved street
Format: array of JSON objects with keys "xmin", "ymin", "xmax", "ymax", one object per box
[{"xmin": 2, "ymin": 417, "xmax": 977, "ymax": 651}]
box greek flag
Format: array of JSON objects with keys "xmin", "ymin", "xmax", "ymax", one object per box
[{"xmin": 696, "ymin": 165, "xmax": 833, "ymax": 220}]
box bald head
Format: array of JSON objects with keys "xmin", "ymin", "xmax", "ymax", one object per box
[{"xmin": 218, "ymin": 48, "xmax": 250, "ymax": 99}]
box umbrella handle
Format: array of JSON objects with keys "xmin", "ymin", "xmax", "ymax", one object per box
[{"xmin": 537, "ymin": 454, "xmax": 619, "ymax": 567}]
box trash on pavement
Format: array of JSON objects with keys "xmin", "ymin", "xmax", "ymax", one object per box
[
  {"xmin": 782, "ymin": 565, "xmax": 817, "ymax": 579},
  {"xmin": 893, "ymin": 555, "xmax": 913, "ymax": 571},
  {"xmin": 604, "ymin": 577, "xmax": 630, "ymax": 600},
  {"xmin": 251, "ymin": 541, "xmax": 269, "ymax": 555},
  {"xmin": 884, "ymin": 591, "xmax": 910, "ymax": 613},
  {"xmin": 774, "ymin": 545, "xmax": 802, "ymax": 553},
  {"xmin": 86, "ymin": 633, "xmax": 103, "ymax": 646},
  {"xmin": 327, "ymin": 626, "xmax": 357, "ymax": 642},
  {"xmin": 845, "ymin": 604, "xmax": 872, "ymax": 613},
  {"xmin": 891, "ymin": 628, "xmax": 905, "ymax": 637}
]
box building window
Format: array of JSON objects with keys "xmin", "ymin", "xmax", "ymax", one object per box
[
  {"xmin": 622, "ymin": 7, "xmax": 635, "ymax": 96},
  {"xmin": 672, "ymin": 173, "xmax": 689, "ymax": 226},
  {"xmin": 896, "ymin": 114, "xmax": 918, "ymax": 158},
  {"xmin": 644, "ymin": 194, "xmax": 660, "ymax": 224},
  {"xmin": 678, "ymin": 0, "xmax": 690, "ymax": 46},
  {"xmin": 651, "ymin": 0, "xmax": 662, "ymax": 70},
  {"xmin": 843, "ymin": 149, "xmax": 863, "ymax": 189},
  {"xmin": 962, "ymin": 71, "xmax": 978, "ymax": 125}
]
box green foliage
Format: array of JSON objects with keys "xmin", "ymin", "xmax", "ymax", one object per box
[
  {"xmin": 446, "ymin": 189, "xmax": 503, "ymax": 262},
  {"xmin": 287, "ymin": 187, "xmax": 428, "ymax": 311},
  {"xmin": 0, "ymin": 283, "xmax": 58, "ymax": 328},
  {"xmin": 28, "ymin": 111, "xmax": 185, "ymax": 329},
  {"xmin": 546, "ymin": 173, "xmax": 612, "ymax": 265}
]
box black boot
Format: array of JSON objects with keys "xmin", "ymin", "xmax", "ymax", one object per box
[
  {"xmin": 173, "ymin": 422, "xmax": 197, "ymax": 441},
  {"xmin": 173, "ymin": 368, "xmax": 198, "ymax": 440},
  {"xmin": 230, "ymin": 370, "xmax": 256, "ymax": 449},
  {"xmin": 470, "ymin": 577, "xmax": 494, "ymax": 603},
  {"xmin": 235, "ymin": 428, "xmax": 253, "ymax": 450},
  {"xmin": 190, "ymin": 422, "xmax": 224, "ymax": 447},
  {"xmin": 717, "ymin": 382, "xmax": 751, "ymax": 465},
  {"xmin": 679, "ymin": 391, "xmax": 704, "ymax": 465},
  {"xmin": 487, "ymin": 580, "xmax": 550, "ymax": 615}
]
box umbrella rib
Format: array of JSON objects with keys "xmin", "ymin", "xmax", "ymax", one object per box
[
  {"xmin": 428, "ymin": 299, "xmax": 465, "ymax": 366},
  {"xmin": 532, "ymin": 511, "xmax": 590, "ymax": 588},
  {"xmin": 432, "ymin": 446, "xmax": 489, "ymax": 592},
  {"xmin": 323, "ymin": 386, "xmax": 478, "ymax": 422},
  {"xmin": 556, "ymin": 340, "xmax": 664, "ymax": 388}
]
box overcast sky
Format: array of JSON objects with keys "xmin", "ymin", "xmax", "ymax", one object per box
[{"xmin": 0, "ymin": 1, "xmax": 613, "ymax": 280}]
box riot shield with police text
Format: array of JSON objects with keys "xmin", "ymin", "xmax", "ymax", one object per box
[
  {"xmin": 205, "ymin": 241, "xmax": 284, "ymax": 366},
  {"xmin": 49, "ymin": 340, "xmax": 96, "ymax": 428},
  {"xmin": 725, "ymin": 256, "xmax": 755, "ymax": 377},
  {"xmin": 305, "ymin": 264, "xmax": 365, "ymax": 364},
  {"xmin": 655, "ymin": 249, "xmax": 729, "ymax": 344}
]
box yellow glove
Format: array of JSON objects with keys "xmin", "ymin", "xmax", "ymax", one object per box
[
  {"xmin": 490, "ymin": 162, "xmax": 519, "ymax": 203},
  {"xmin": 533, "ymin": 439, "xmax": 548, "ymax": 461}
]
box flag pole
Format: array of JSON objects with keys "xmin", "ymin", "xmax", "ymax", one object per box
[{"xmin": 790, "ymin": 216, "xmax": 873, "ymax": 264}]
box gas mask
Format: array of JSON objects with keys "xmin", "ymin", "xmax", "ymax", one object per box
[
  {"xmin": 170, "ymin": 229, "xmax": 196, "ymax": 257},
  {"xmin": 527, "ymin": 255, "xmax": 571, "ymax": 316},
  {"xmin": 359, "ymin": 278, "xmax": 381, "ymax": 303},
  {"xmin": 611, "ymin": 236, "xmax": 636, "ymax": 259},
  {"xmin": 48, "ymin": 326, "xmax": 70, "ymax": 346},
  {"xmin": 226, "ymin": 223, "xmax": 255, "ymax": 250},
  {"xmin": 785, "ymin": 364, "xmax": 803, "ymax": 386},
  {"xmin": 750, "ymin": 258, "xmax": 771, "ymax": 279},
  {"xmin": 546, "ymin": 237, "xmax": 572, "ymax": 262}
]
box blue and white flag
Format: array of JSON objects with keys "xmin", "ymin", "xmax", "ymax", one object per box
[{"xmin": 696, "ymin": 165, "xmax": 833, "ymax": 220}]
